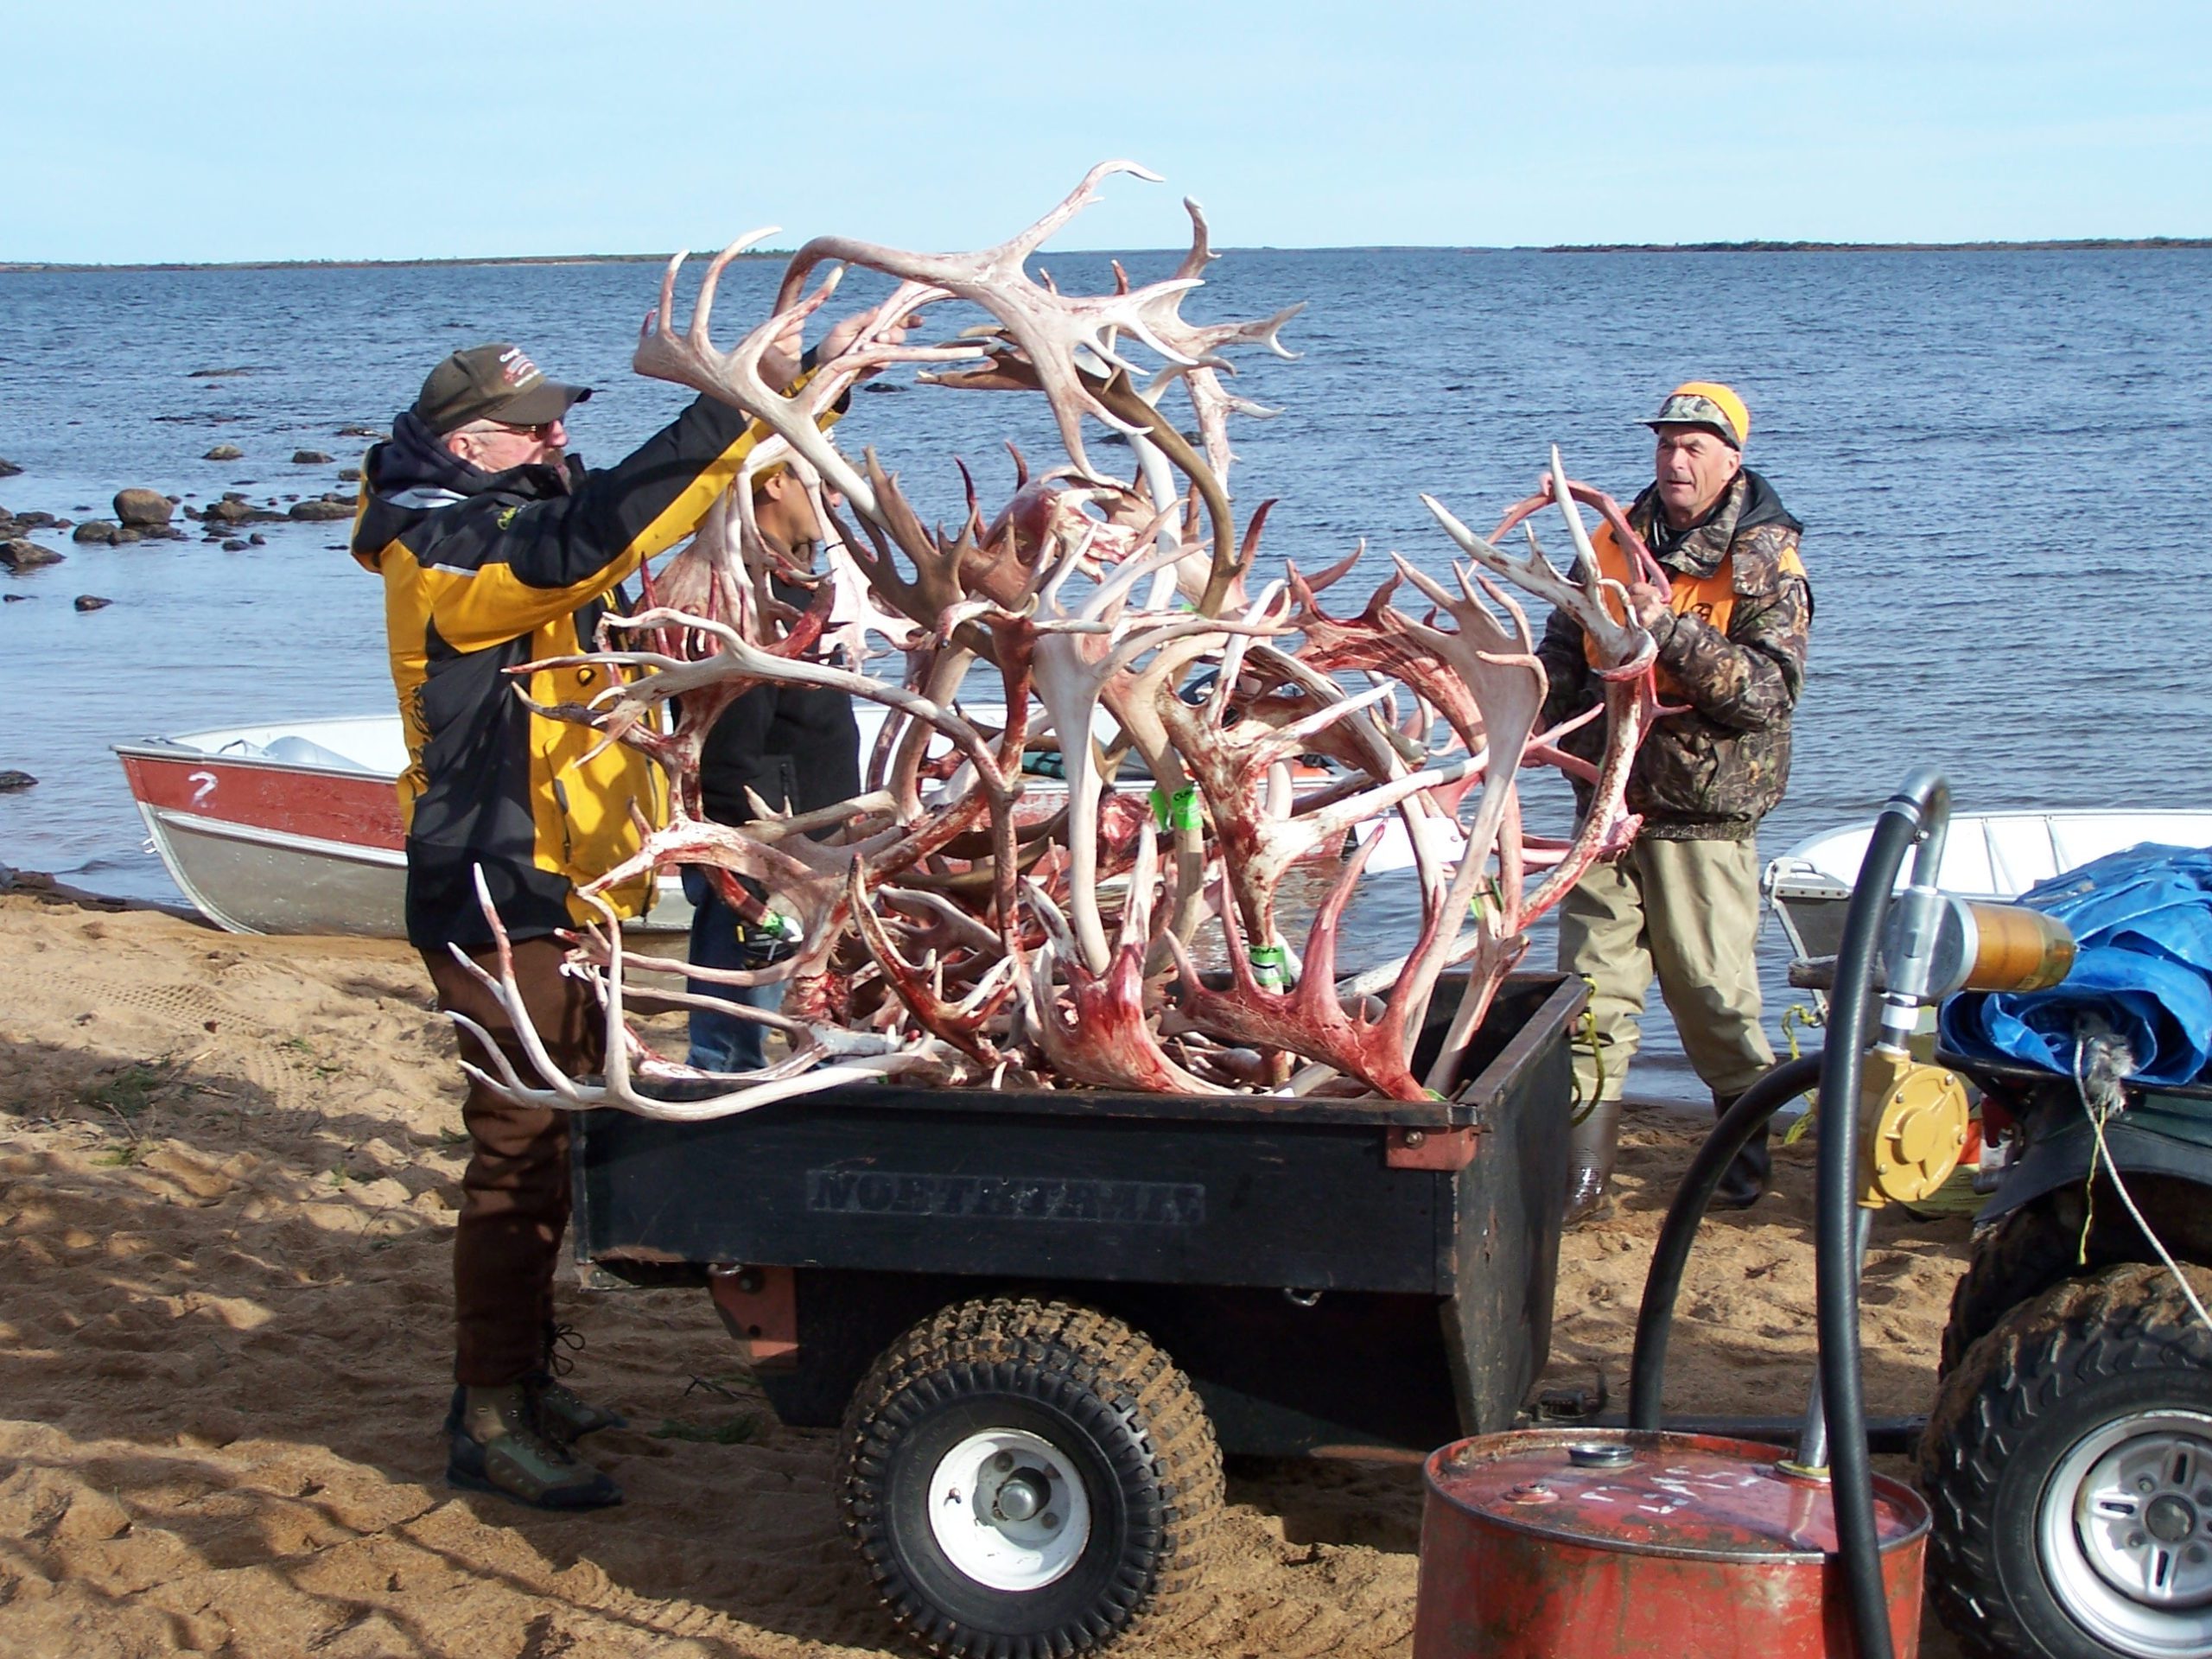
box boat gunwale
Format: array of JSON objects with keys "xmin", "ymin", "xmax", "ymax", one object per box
[
  {"xmin": 113, "ymin": 734, "xmax": 396, "ymax": 781},
  {"xmin": 1764, "ymin": 806, "xmax": 2212, "ymax": 900}
]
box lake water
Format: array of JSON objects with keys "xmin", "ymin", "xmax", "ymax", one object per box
[{"xmin": 3, "ymin": 245, "xmax": 2209, "ymax": 1100}]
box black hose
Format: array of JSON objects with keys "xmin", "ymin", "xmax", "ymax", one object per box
[
  {"xmin": 1627, "ymin": 1051, "xmax": 1824, "ymax": 1429},
  {"xmin": 1816, "ymin": 772, "xmax": 1942, "ymax": 1659}
]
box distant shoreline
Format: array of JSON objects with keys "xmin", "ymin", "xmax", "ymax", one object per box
[
  {"xmin": 3, "ymin": 237, "xmax": 2208, "ymax": 273},
  {"xmin": 0, "ymin": 251, "xmax": 750, "ymax": 275},
  {"xmin": 1540, "ymin": 237, "xmax": 2212, "ymax": 254}
]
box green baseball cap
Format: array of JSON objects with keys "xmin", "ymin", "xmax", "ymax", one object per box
[{"xmin": 413, "ymin": 343, "xmax": 591, "ymax": 435}]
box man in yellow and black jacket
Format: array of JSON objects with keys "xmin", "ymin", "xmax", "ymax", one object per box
[{"xmin": 353, "ymin": 341, "xmax": 772, "ymax": 1511}]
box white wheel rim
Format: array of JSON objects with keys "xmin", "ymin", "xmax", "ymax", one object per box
[
  {"xmin": 2040, "ymin": 1408, "xmax": 2212, "ymax": 1655},
  {"xmin": 925, "ymin": 1427, "xmax": 1092, "ymax": 1592}
]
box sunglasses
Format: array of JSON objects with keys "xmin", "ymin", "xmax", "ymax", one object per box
[{"xmin": 459, "ymin": 416, "xmax": 563, "ymax": 442}]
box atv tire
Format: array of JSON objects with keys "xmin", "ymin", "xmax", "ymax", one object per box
[{"xmin": 1922, "ymin": 1262, "xmax": 2212, "ymax": 1658}]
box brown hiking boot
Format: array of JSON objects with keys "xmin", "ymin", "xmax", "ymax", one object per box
[
  {"xmin": 530, "ymin": 1323, "xmax": 626, "ymax": 1441},
  {"xmin": 527, "ymin": 1373, "xmax": 628, "ymax": 1442},
  {"xmin": 446, "ymin": 1384, "xmax": 621, "ymax": 1510},
  {"xmin": 443, "ymin": 1377, "xmax": 626, "ymax": 1445}
]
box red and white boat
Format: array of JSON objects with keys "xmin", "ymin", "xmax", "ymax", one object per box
[
  {"xmin": 114, "ymin": 716, "xmax": 690, "ymax": 938},
  {"xmin": 114, "ymin": 709, "xmax": 1442, "ymax": 939},
  {"xmin": 117, "ymin": 717, "xmax": 420, "ymax": 937},
  {"xmin": 110, "ymin": 708, "xmax": 1077, "ymax": 938}
]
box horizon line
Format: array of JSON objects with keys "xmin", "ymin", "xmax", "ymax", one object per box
[{"xmin": 3, "ymin": 236, "xmax": 2210, "ymax": 274}]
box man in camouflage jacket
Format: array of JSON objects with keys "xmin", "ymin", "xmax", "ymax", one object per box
[{"xmin": 1535, "ymin": 382, "xmax": 1811, "ymax": 1220}]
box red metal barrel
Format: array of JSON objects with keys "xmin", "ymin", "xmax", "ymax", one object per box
[{"xmin": 1413, "ymin": 1428, "xmax": 1928, "ymax": 1658}]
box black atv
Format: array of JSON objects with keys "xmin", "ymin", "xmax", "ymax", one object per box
[{"xmin": 1919, "ymin": 1051, "xmax": 2212, "ymax": 1659}]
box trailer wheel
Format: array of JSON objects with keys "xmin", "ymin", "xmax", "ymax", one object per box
[
  {"xmin": 1922, "ymin": 1262, "xmax": 2212, "ymax": 1658},
  {"xmin": 838, "ymin": 1296, "xmax": 1223, "ymax": 1658}
]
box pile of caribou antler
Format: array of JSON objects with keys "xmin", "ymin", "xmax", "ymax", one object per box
[{"xmin": 448, "ymin": 162, "xmax": 1667, "ymax": 1118}]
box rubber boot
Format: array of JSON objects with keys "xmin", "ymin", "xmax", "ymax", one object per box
[
  {"xmin": 1563, "ymin": 1097, "xmax": 1623, "ymax": 1225},
  {"xmin": 1711, "ymin": 1091, "xmax": 1771, "ymax": 1209},
  {"xmin": 446, "ymin": 1384, "xmax": 622, "ymax": 1510}
]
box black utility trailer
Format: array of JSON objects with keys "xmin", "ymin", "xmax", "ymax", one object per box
[{"xmin": 569, "ymin": 972, "xmax": 1584, "ymax": 1658}]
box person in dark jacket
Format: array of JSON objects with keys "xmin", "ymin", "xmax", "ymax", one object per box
[
  {"xmin": 683, "ymin": 468, "xmax": 863, "ymax": 1071},
  {"xmin": 354, "ymin": 339, "xmax": 793, "ymax": 1510},
  {"xmin": 1535, "ymin": 382, "xmax": 1812, "ymax": 1222}
]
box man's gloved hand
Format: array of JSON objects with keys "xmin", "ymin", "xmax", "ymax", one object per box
[
  {"xmin": 817, "ymin": 306, "xmax": 923, "ymax": 373},
  {"xmin": 732, "ymin": 909, "xmax": 804, "ymax": 966},
  {"xmin": 759, "ymin": 315, "xmax": 807, "ymax": 392},
  {"xmin": 1624, "ymin": 581, "xmax": 1671, "ymax": 630}
]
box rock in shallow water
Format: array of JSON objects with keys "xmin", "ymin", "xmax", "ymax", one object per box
[
  {"xmin": 1, "ymin": 539, "xmax": 63, "ymax": 570},
  {"xmin": 72, "ymin": 520, "xmax": 121, "ymax": 543},
  {"xmin": 203, "ymin": 443, "xmax": 245, "ymax": 461},
  {"xmin": 73, "ymin": 594, "xmax": 112, "ymax": 612},
  {"xmin": 291, "ymin": 449, "xmax": 333, "ymax": 465},
  {"xmin": 113, "ymin": 487, "xmax": 174, "ymax": 527},
  {"xmin": 0, "ymin": 458, "xmax": 21, "ymax": 478},
  {"xmin": 0, "ymin": 771, "xmax": 36, "ymax": 791}
]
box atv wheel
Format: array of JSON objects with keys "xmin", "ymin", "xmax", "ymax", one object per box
[
  {"xmin": 1942, "ymin": 1202, "xmax": 2090, "ymax": 1376},
  {"xmin": 838, "ymin": 1296, "xmax": 1223, "ymax": 1658},
  {"xmin": 1923, "ymin": 1262, "xmax": 2212, "ymax": 1657},
  {"xmin": 1941, "ymin": 1197, "xmax": 2167, "ymax": 1378}
]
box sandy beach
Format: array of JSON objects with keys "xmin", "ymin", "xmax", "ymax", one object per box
[{"xmin": 0, "ymin": 880, "xmax": 1974, "ymax": 1658}]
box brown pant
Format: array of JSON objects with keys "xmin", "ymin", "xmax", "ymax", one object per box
[
  {"xmin": 423, "ymin": 937, "xmax": 603, "ymax": 1388},
  {"xmin": 1555, "ymin": 835, "xmax": 1777, "ymax": 1103}
]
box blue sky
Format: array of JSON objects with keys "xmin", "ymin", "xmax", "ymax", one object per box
[{"xmin": 11, "ymin": 0, "xmax": 2209, "ymax": 263}]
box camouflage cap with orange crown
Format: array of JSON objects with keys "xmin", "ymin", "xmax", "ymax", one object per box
[{"xmin": 1643, "ymin": 381, "xmax": 1749, "ymax": 450}]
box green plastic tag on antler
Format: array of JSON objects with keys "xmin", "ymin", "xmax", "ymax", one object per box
[
  {"xmin": 766, "ymin": 911, "xmax": 803, "ymax": 944},
  {"xmin": 1469, "ymin": 878, "xmax": 1504, "ymax": 925},
  {"xmin": 1249, "ymin": 944, "xmax": 1288, "ymax": 991},
  {"xmin": 1150, "ymin": 785, "xmax": 1202, "ymax": 833}
]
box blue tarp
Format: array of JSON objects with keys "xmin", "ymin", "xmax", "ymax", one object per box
[{"xmin": 1939, "ymin": 843, "xmax": 2212, "ymax": 1086}]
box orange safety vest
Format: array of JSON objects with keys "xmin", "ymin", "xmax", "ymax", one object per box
[{"xmin": 1584, "ymin": 521, "xmax": 1805, "ymax": 699}]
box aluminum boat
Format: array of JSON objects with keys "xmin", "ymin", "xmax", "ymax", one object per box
[
  {"xmin": 116, "ymin": 708, "xmax": 1451, "ymax": 939},
  {"xmin": 1763, "ymin": 809, "xmax": 2212, "ymax": 963},
  {"xmin": 114, "ymin": 715, "xmax": 696, "ymax": 938}
]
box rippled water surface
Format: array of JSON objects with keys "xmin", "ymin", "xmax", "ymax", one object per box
[{"xmin": 3, "ymin": 247, "xmax": 2208, "ymax": 1097}]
